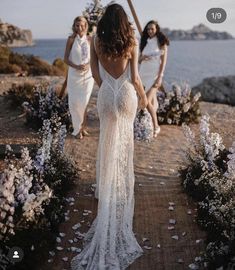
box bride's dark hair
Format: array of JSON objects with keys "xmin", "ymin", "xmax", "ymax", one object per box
[
  {"xmin": 140, "ymin": 20, "xmax": 169, "ymax": 52},
  {"xmin": 97, "ymin": 3, "xmax": 136, "ymax": 58}
]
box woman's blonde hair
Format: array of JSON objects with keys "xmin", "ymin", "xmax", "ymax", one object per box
[{"xmin": 72, "ymin": 16, "xmax": 88, "ymax": 33}]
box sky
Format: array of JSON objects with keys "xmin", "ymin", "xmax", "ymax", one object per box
[{"xmin": 1, "ymin": 0, "xmax": 235, "ymax": 39}]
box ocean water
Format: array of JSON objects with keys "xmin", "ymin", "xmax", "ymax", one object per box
[{"xmin": 11, "ymin": 39, "xmax": 235, "ymax": 87}]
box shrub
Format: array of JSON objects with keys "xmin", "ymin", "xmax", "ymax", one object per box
[
  {"xmin": 3, "ymin": 83, "xmax": 37, "ymax": 107},
  {"xmin": 0, "ymin": 116, "xmax": 77, "ymax": 269},
  {"xmin": 53, "ymin": 58, "xmax": 67, "ymax": 74},
  {"xmin": 0, "ymin": 46, "xmax": 65, "ymax": 76},
  {"xmin": 22, "ymin": 85, "xmax": 71, "ymax": 131},
  {"xmin": 157, "ymin": 83, "xmax": 201, "ymax": 125},
  {"xmin": 180, "ymin": 115, "xmax": 235, "ymax": 269}
]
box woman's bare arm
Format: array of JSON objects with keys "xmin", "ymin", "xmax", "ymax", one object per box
[
  {"xmin": 90, "ymin": 36, "xmax": 102, "ymax": 87},
  {"xmin": 130, "ymin": 43, "xmax": 148, "ymax": 109}
]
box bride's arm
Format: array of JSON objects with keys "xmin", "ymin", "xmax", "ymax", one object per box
[
  {"xmin": 90, "ymin": 36, "xmax": 102, "ymax": 87},
  {"xmin": 130, "ymin": 43, "xmax": 148, "ymax": 109}
]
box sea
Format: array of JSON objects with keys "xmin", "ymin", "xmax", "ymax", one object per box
[{"xmin": 11, "ymin": 39, "xmax": 235, "ymax": 87}]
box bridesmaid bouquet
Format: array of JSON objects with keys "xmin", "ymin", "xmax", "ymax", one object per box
[{"xmin": 134, "ymin": 109, "xmax": 153, "ymax": 141}]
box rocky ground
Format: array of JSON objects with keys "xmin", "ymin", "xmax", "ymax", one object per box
[{"xmin": 0, "ymin": 75, "xmax": 235, "ymax": 270}]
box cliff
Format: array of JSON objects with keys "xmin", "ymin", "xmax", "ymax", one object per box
[
  {"xmin": 0, "ymin": 19, "xmax": 34, "ymax": 47},
  {"xmin": 162, "ymin": 24, "xmax": 233, "ymax": 41}
]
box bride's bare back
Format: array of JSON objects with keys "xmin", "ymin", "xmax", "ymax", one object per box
[{"xmin": 94, "ymin": 36, "xmax": 129, "ymax": 79}]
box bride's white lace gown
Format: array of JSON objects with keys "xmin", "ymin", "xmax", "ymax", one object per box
[{"xmin": 71, "ymin": 61, "xmax": 143, "ymax": 269}]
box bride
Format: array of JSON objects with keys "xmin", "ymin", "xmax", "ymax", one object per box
[{"xmin": 71, "ymin": 3, "xmax": 148, "ymax": 270}]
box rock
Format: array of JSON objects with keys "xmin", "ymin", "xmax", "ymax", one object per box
[
  {"xmin": 162, "ymin": 23, "xmax": 233, "ymax": 41},
  {"xmin": 0, "ymin": 20, "xmax": 34, "ymax": 47},
  {"xmin": 192, "ymin": 76, "xmax": 235, "ymax": 105}
]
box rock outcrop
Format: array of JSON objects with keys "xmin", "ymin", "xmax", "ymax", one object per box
[
  {"xmin": 0, "ymin": 19, "xmax": 34, "ymax": 47},
  {"xmin": 192, "ymin": 75, "xmax": 235, "ymax": 106},
  {"xmin": 162, "ymin": 24, "xmax": 233, "ymax": 41}
]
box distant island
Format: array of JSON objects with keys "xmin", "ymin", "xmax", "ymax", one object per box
[
  {"xmin": 0, "ymin": 19, "xmax": 233, "ymax": 47},
  {"xmin": 0, "ymin": 19, "xmax": 34, "ymax": 47},
  {"xmin": 162, "ymin": 23, "xmax": 234, "ymax": 40}
]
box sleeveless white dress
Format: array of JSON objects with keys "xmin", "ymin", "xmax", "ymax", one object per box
[
  {"xmin": 71, "ymin": 56, "xmax": 143, "ymax": 269},
  {"xmin": 139, "ymin": 37, "xmax": 164, "ymax": 92},
  {"xmin": 67, "ymin": 35, "xmax": 94, "ymax": 136}
]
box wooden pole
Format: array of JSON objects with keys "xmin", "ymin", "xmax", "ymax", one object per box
[{"xmin": 127, "ymin": 0, "xmax": 142, "ymax": 35}]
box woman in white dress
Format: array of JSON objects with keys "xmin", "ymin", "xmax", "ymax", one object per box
[
  {"xmin": 64, "ymin": 16, "xmax": 94, "ymax": 139},
  {"xmin": 71, "ymin": 3, "xmax": 148, "ymax": 270},
  {"xmin": 139, "ymin": 20, "xmax": 169, "ymax": 137}
]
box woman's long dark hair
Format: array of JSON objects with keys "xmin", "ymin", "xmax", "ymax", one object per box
[
  {"xmin": 140, "ymin": 20, "xmax": 169, "ymax": 52},
  {"xmin": 97, "ymin": 3, "xmax": 136, "ymax": 58}
]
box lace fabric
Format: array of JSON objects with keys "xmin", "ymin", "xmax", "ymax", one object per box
[{"xmin": 71, "ymin": 62, "xmax": 143, "ymax": 269}]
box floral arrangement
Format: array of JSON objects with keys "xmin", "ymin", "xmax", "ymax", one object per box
[
  {"xmin": 22, "ymin": 84, "xmax": 71, "ymax": 130},
  {"xmin": 0, "ymin": 115, "xmax": 77, "ymax": 269},
  {"xmin": 157, "ymin": 83, "xmax": 201, "ymax": 125},
  {"xmin": 83, "ymin": 0, "xmax": 104, "ymax": 31},
  {"xmin": 180, "ymin": 115, "xmax": 235, "ymax": 269},
  {"xmin": 134, "ymin": 109, "xmax": 153, "ymax": 141}
]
